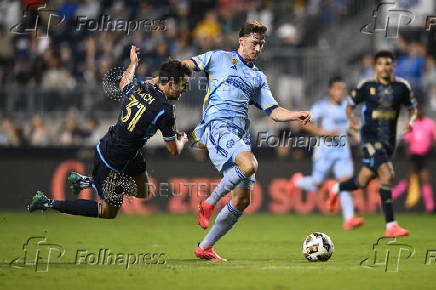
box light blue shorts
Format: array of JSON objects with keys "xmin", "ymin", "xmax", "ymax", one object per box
[
  {"xmin": 204, "ymin": 120, "xmax": 255, "ymax": 187},
  {"xmin": 312, "ymin": 147, "xmax": 353, "ymax": 185}
]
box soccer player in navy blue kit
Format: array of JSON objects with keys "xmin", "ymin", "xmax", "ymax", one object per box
[
  {"xmin": 28, "ymin": 46, "xmax": 191, "ymax": 218},
  {"xmin": 327, "ymin": 51, "xmax": 417, "ymax": 237}
]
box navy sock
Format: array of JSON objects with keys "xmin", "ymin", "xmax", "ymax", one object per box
[
  {"xmin": 339, "ymin": 177, "xmax": 359, "ymax": 191},
  {"xmin": 51, "ymin": 200, "xmax": 100, "ymax": 218},
  {"xmin": 380, "ymin": 186, "xmax": 394, "ymax": 223}
]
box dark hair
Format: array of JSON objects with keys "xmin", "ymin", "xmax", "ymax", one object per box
[
  {"xmin": 158, "ymin": 59, "xmax": 192, "ymax": 85},
  {"xmin": 374, "ymin": 50, "xmax": 395, "ymax": 62},
  {"xmin": 239, "ymin": 21, "xmax": 267, "ymax": 38},
  {"xmin": 329, "ymin": 76, "xmax": 344, "ymax": 87}
]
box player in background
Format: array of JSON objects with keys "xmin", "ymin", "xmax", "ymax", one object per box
[
  {"xmin": 182, "ymin": 22, "xmax": 311, "ymax": 261},
  {"xmin": 286, "ymin": 76, "xmax": 364, "ymax": 230},
  {"xmin": 327, "ymin": 51, "xmax": 417, "ymax": 237},
  {"xmin": 27, "ymin": 46, "xmax": 191, "ymax": 218},
  {"xmin": 392, "ymin": 105, "xmax": 435, "ymax": 212}
]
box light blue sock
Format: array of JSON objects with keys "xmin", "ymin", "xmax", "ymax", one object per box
[
  {"xmin": 199, "ymin": 201, "xmax": 242, "ymax": 249},
  {"xmin": 205, "ymin": 166, "xmax": 246, "ymax": 206},
  {"xmin": 340, "ymin": 191, "xmax": 354, "ymax": 221},
  {"xmin": 296, "ymin": 176, "xmax": 318, "ymax": 192}
]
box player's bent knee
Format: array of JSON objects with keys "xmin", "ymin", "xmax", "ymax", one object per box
[{"xmin": 238, "ymin": 159, "xmax": 258, "ymax": 177}]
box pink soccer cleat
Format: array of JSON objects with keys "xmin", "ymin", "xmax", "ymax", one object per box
[
  {"xmin": 343, "ymin": 216, "xmax": 365, "ymax": 230},
  {"xmin": 198, "ymin": 200, "xmax": 215, "ymax": 229},
  {"xmin": 195, "ymin": 245, "xmax": 227, "ymax": 261},
  {"xmin": 385, "ymin": 223, "xmax": 410, "ymax": 237},
  {"xmin": 286, "ymin": 172, "xmax": 303, "ymax": 195}
]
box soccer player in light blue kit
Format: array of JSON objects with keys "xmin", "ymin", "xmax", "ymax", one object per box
[
  {"xmin": 286, "ymin": 77, "xmax": 364, "ymax": 230},
  {"xmin": 182, "ymin": 22, "xmax": 311, "ymax": 261}
]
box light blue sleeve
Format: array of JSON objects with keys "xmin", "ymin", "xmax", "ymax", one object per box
[
  {"xmin": 250, "ymin": 72, "xmax": 279, "ymax": 115},
  {"xmin": 310, "ymin": 101, "xmax": 324, "ymax": 121},
  {"xmin": 191, "ymin": 51, "xmax": 215, "ymax": 72}
]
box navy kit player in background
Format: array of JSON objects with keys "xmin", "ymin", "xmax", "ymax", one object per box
[
  {"xmin": 28, "ymin": 45, "xmax": 191, "ymax": 218},
  {"xmin": 327, "ymin": 51, "xmax": 417, "ymax": 237}
]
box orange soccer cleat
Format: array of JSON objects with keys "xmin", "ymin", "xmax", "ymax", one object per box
[
  {"xmin": 286, "ymin": 172, "xmax": 303, "ymax": 195},
  {"xmin": 343, "ymin": 216, "xmax": 365, "ymax": 230},
  {"xmin": 195, "ymin": 245, "xmax": 227, "ymax": 261},
  {"xmin": 385, "ymin": 223, "xmax": 410, "ymax": 237},
  {"xmin": 198, "ymin": 200, "xmax": 215, "ymax": 229},
  {"xmin": 325, "ymin": 180, "xmax": 338, "ymax": 212}
]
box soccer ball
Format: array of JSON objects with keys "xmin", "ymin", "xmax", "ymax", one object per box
[{"xmin": 302, "ymin": 232, "xmax": 334, "ymax": 262}]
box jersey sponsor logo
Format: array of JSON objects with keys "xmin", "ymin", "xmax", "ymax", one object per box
[
  {"xmin": 225, "ymin": 75, "xmax": 253, "ymax": 97},
  {"xmin": 372, "ymin": 110, "xmax": 397, "ymax": 119}
]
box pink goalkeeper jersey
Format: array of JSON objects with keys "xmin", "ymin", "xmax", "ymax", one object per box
[{"xmin": 404, "ymin": 117, "xmax": 435, "ymax": 155}]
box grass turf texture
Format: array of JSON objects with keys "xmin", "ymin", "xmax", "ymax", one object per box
[{"xmin": 0, "ymin": 213, "xmax": 435, "ymax": 290}]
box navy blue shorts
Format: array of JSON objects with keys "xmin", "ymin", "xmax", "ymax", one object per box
[
  {"xmin": 91, "ymin": 149, "xmax": 147, "ymax": 203},
  {"xmin": 361, "ymin": 144, "xmax": 392, "ymax": 172}
]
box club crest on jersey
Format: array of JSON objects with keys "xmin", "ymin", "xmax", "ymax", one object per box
[
  {"xmin": 231, "ymin": 59, "xmax": 238, "ymax": 70},
  {"xmin": 226, "ymin": 139, "xmax": 235, "ymax": 148},
  {"xmin": 370, "ymin": 87, "xmax": 376, "ymax": 95}
]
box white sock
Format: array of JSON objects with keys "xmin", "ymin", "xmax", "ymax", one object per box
[
  {"xmin": 386, "ymin": 221, "xmax": 397, "ymax": 229},
  {"xmin": 206, "ymin": 166, "xmax": 246, "ymax": 206},
  {"xmin": 340, "ymin": 191, "xmax": 354, "ymax": 221},
  {"xmin": 296, "ymin": 176, "xmax": 318, "ymax": 192},
  {"xmin": 332, "ymin": 183, "xmax": 340, "ymax": 195},
  {"xmin": 199, "ymin": 201, "xmax": 242, "ymax": 249}
]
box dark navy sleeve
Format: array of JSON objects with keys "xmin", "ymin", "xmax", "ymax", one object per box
[
  {"xmin": 156, "ymin": 106, "xmax": 177, "ymax": 141},
  {"xmin": 399, "ymin": 79, "xmax": 417, "ymax": 110},
  {"xmin": 122, "ymin": 80, "xmax": 137, "ymax": 95},
  {"xmin": 348, "ymin": 80, "xmax": 368, "ymax": 106}
]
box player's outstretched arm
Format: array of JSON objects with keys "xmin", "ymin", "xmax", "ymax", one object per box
[
  {"xmin": 404, "ymin": 107, "xmax": 417, "ymax": 133},
  {"xmin": 164, "ymin": 132, "xmax": 188, "ymax": 156},
  {"xmin": 302, "ymin": 121, "xmax": 338, "ymax": 137},
  {"xmin": 346, "ymin": 103, "xmax": 359, "ymax": 130},
  {"xmin": 182, "ymin": 59, "xmax": 196, "ymax": 71},
  {"xmin": 269, "ymin": 106, "xmax": 311, "ymax": 124},
  {"xmin": 119, "ymin": 45, "xmax": 139, "ymax": 90}
]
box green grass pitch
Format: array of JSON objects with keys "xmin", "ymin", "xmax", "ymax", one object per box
[{"xmin": 0, "ymin": 213, "xmax": 435, "ymax": 290}]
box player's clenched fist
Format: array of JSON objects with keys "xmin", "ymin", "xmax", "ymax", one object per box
[{"xmin": 130, "ymin": 45, "xmax": 139, "ymax": 66}]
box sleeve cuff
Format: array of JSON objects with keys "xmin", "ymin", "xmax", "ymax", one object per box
[
  {"xmin": 264, "ymin": 104, "xmax": 279, "ymax": 115},
  {"xmin": 191, "ymin": 58, "xmax": 202, "ymax": 71},
  {"xmin": 163, "ymin": 135, "xmax": 177, "ymax": 141},
  {"xmin": 347, "ymin": 97, "xmax": 355, "ymax": 107}
]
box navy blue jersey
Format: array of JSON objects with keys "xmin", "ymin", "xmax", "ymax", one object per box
[
  {"xmin": 97, "ymin": 81, "xmax": 176, "ymax": 171},
  {"xmin": 348, "ymin": 77, "xmax": 417, "ymax": 153}
]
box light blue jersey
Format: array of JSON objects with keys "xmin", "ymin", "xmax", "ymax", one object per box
[
  {"xmin": 191, "ymin": 50, "xmax": 278, "ymax": 180},
  {"xmin": 191, "ymin": 50, "xmax": 278, "ymax": 146},
  {"xmin": 311, "ymin": 99, "xmax": 353, "ymax": 183}
]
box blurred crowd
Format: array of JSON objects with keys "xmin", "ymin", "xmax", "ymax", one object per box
[
  {"xmin": 0, "ymin": 0, "xmax": 435, "ymax": 148},
  {"xmin": 0, "ymin": 111, "xmax": 101, "ymax": 146}
]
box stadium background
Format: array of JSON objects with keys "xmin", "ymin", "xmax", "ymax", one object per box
[{"xmin": 0, "ymin": 0, "xmax": 435, "ymax": 213}]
